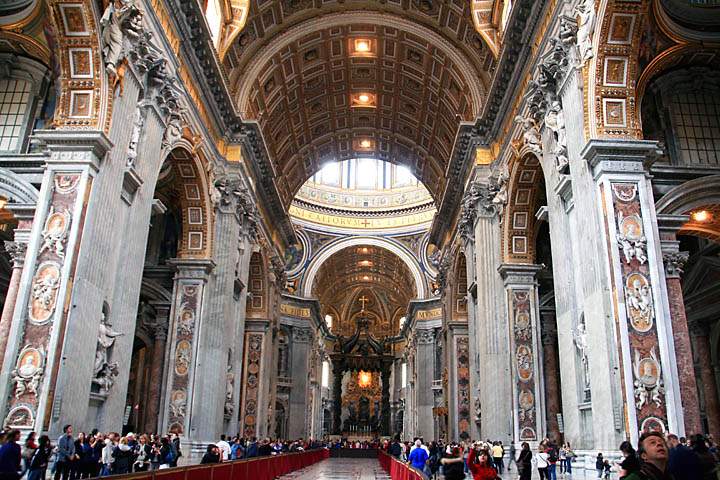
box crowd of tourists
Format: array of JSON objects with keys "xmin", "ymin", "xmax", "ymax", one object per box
[
  {"xmin": 0, "ymin": 424, "xmax": 326, "ymax": 480},
  {"xmin": 383, "ymin": 432, "xmax": 720, "ymax": 480}
]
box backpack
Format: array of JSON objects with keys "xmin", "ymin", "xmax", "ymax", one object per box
[{"xmin": 548, "ymin": 450, "xmax": 558, "ymax": 463}]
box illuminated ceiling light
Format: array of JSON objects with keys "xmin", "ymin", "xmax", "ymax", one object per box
[
  {"xmin": 358, "ymin": 260, "xmax": 373, "ymax": 267},
  {"xmin": 361, "ymin": 247, "xmax": 369, "ymax": 253},
  {"xmin": 362, "ymin": 275, "xmax": 370, "ymax": 281},
  {"xmin": 355, "ymin": 40, "xmax": 371, "ymax": 52},
  {"xmin": 692, "ymin": 210, "xmax": 712, "ymax": 222},
  {"xmin": 351, "ymin": 92, "xmax": 376, "ymax": 108},
  {"xmin": 360, "ymin": 139, "xmax": 371, "ymax": 148}
]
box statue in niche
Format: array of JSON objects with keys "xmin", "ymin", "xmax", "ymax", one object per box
[
  {"xmin": 574, "ymin": 0, "xmax": 596, "ymax": 66},
  {"xmin": 94, "ymin": 313, "xmax": 123, "ymax": 375},
  {"xmin": 224, "ymin": 365, "xmax": 235, "ymax": 416},
  {"xmin": 572, "ymin": 316, "xmax": 590, "ymax": 392}
]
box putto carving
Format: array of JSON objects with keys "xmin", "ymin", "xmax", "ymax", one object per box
[
  {"xmin": 625, "ymin": 273, "xmax": 654, "ymax": 332},
  {"xmin": 10, "ymin": 346, "xmax": 44, "ymax": 399},
  {"xmin": 544, "ymin": 101, "xmax": 569, "ymax": 173},
  {"xmin": 514, "ymin": 115, "xmax": 543, "ymax": 156},
  {"xmin": 663, "ymin": 251, "xmax": 689, "ymax": 278},
  {"xmin": 633, "ymin": 347, "xmax": 664, "ymax": 409},
  {"xmin": 39, "ymin": 207, "xmax": 70, "ymax": 260},
  {"xmin": 271, "ymin": 256, "xmax": 287, "ymax": 290},
  {"xmin": 100, "ymin": 0, "xmax": 144, "ymax": 77},
  {"xmin": 616, "ymin": 212, "xmax": 647, "ymax": 265},
  {"xmin": 29, "ymin": 262, "xmax": 61, "ymax": 324},
  {"xmin": 491, "ymin": 168, "xmax": 509, "ymax": 212}
]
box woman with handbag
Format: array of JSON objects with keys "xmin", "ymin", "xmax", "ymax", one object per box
[{"xmin": 517, "ymin": 442, "xmax": 532, "ymax": 480}]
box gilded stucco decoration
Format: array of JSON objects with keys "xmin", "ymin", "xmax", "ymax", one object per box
[{"xmin": 502, "ymin": 154, "xmax": 545, "ymax": 263}]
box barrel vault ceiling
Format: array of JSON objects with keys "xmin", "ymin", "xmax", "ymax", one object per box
[{"xmin": 222, "ymin": 0, "xmax": 495, "ymax": 206}]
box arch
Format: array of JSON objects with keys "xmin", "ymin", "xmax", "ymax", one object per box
[
  {"xmin": 301, "ymin": 236, "xmax": 426, "ymax": 299},
  {"xmin": 0, "ymin": 168, "xmax": 39, "ymax": 205},
  {"xmin": 216, "ymin": 0, "xmax": 250, "ymax": 61},
  {"xmin": 656, "ymin": 175, "xmax": 720, "ymax": 216},
  {"xmin": 160, "ymin": 145, "xmax": 214, "ymax": 259},
  {"xmin": 502, "ymin": 153, "xmax": 545, "ymax": 263},
  {"xmin": 139, "ymin": 278, "xmax": 173, "ymax": 303},
  {"xmin": 235, "ymin": 12, "xmax": 486, "ymax": 117}
]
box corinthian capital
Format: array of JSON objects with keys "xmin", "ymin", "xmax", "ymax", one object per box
[
  {"xmin": 3, "ymin": 241, "xmax": 27, "ymax": 268},
  {"xmin": 663, "ymin": 251, "xmax": 689, "ymax": 279}
]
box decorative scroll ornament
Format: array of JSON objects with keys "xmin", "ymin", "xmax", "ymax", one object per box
[
  {"xmin": 633, "ymin": 347, "xmax": 664, "ymax": 409},
  {"xmin": 10, "ymin": 346, "xmax": 45, "ymax": 399},
  {"xmin": 663, "ymin": 251, "xmax": 689, "ymax": 278},
  {"xmin": 617, "ymin": 212, "xmax": 648, "ymax": 265},
  {"xmin": 100, "ymin": 0, "xmax": 144, "ymax": 76},
  {"xmin": 39, "ymin": 207, "xmax": 70, "ymax": 260}
]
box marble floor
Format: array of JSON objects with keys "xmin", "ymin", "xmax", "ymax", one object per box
[{"xmin": 278, "ymin": 459, "xmax": 613, "ymax": 479}]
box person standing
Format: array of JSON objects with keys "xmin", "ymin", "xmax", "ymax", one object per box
[
  {"xmin": 20, "ymin": 432, "xmax": 37, "ymax": 478},
  {"xmin": 26, "ymin": 435, "xmax": 52, "ymax": 480},
  {"xmin": 216, "ymin": 435, "xmax": 231, "ymax": 462},
  {"xmin": 440, "ymin": 444, "xmax": 466, "ymax": 480},
  {"xmin": 535, "ymin": 446, "xmax": 550, "ymax": 480},
  {"xmin": 618, "ymin": 441, "xmax": 641, "ymax": 479},
  {"xmin": 0, "ymin": 429, "xmax": 21, "ymax": 480},
  {"xmin": 595, "ymin": 453, "xmax": 605, "ymax": 479},
  {"xmin": 516, "ymin": 442, "xmax": 532, "ymax": 480},
  {"xmin": 133, "ymin": 435, "xmax": 152, "ymax": 472},
  {"xmin": 491, "ymin": 441, "xmax": 504, "ymax": 474},
  {"xmin": 468, "ymin": 446, "xmax": 500, "ymax": 480},
  {"xmin": 200, "ymin": 445, "xmax": 220, "ymax": 464},
  {"xmin": 170, "ymin": 434, "xmax": 182, "ymax": 467},
  {"xmin": 667, "ymin": 433, "xmax": 701, "ymax": 480},
  {"xmin": 55, "ymin": 425, "xmax": 76, "ymax": 480},
  {"xmin": 690, "ymin": 434, "xmax": 719, "ymax": 480},
  {"xmin": 408, "ymin": 439, "xmax": 429, "ymax": 475}
]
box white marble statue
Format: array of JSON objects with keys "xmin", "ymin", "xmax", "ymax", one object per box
[
  {"xmin": 574, "ymin": 0, "xmax": 596, "ymax": 67},
  {"xmin": 94, "ymin": 313, "xmax": 124, "ymax": 377}
]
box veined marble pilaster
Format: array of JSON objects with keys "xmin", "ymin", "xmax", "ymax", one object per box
[
  {"xmin": 415, "ymin": 327, "xmax": 436, "ymax": 439},
  {"xmin": 160, "ymin": 259, "xmax": 214, "ymax": 438},
  {"xmin": 0, "ymin": 131, "xmax": 110, "ymax": 435},
  {"xmin": 499, "ymin": 264, "xmax": 544, "ymax": 445},
  {"xmin": 288, "ymin": 325, "xmax": 313, "ymax": 438},
  {"xmin": 583, "ymin": 140, "xmax": 684, "ymax": 442},
  {"xmin": 466, "ymin": 170, "xmax": 511, "ymax": 443},
  {"xmin": 240, "ymin": 320, "xmax": 270, "ymax": 439}
]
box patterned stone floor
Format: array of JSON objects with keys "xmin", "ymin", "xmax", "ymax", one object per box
[{"xmin": 278, "ymin": 459, "xmax": 613, "ymax": 479}]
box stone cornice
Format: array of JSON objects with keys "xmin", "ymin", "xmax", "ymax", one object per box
[
  {"xmin": 164, "ymin": 0, "xmax": 296, "ymax": 249},
  {"xmin": 430, "ymin": 0, "xmax": 548, "ymax": 247}
]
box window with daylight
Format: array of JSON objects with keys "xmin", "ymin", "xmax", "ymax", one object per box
[
  {"xmin": 0, "ymin": 79, "xmax": 31, "ymax": 152},
  {"xmin": 401, "ymin": 362, "xmax": 407, "ymax": 388},
  {"xmin": 321, "ymin": 361, "xmax": 330, "ymax": 388},
  {"xmin": 310, "ymin": 159, "xmax": 419, "ymax": 190},
  {"xmin": 669, "ymin": 91, "xmax": 720, "ymax": 166},
  {"xmin": 205, "ymin": 0, "xmax": 223, "ymax": 46},
  {"xmin": 325, "ymin": 314, "xmax": 333, "ymax": 329}
]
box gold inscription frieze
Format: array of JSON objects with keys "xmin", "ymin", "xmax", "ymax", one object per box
[
  {"xmin": 289, "ymin": 205, "xmax": 435, "ymax": 229},
  {"xmin": 415, "ymin": 307, "xmax": 442, "ymax": 320},
  {"xmin": 280, "ymin": 303, "xmax": 311, "ymax": 318}
]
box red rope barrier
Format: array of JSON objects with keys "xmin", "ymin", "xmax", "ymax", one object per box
[{"xmin": 377, "ymin": 449, "xmax": 424, "ymax": 480}]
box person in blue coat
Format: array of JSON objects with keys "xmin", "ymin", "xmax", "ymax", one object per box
[
  {"xmin": 408, "ymin": 439, "xmax": 429, "ymax": 474},
  {"xmin": 0, "ymin": 429, "xmax": 22, "ymax": 480}
]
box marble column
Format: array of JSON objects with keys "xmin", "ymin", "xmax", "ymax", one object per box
[
  {"xmin": 381, "ymin": 364, "xmax": 391, "ymax": 436},
  {"xmin": 582, "ymin": 140, "xmax": 684, "ymax": 442},
  {"xmin": 288, "ymin": 326, "xmax": 312, "ymax": 438},
  {"xmin": 657, "ymin": 215, "xmax": 702, "ymax": 436},
  {"xmin": 144, "ymin": 302, "xmax": 170, "ymax": 434},
  {"xmin": 0, "ymin": 131, "xmax": 111, "ymax": 435},
  {"xmin": 160, "ymin": 259, "xmax": 214, "ymax": 438},
  {"xmin": 499, "ymin": 264, "xmax": 545, "ymax": 445},
  {"xmin": 332, "ymin": 363, "xmax": 343, "ymax": 434},
  {"xmin": 415, "ymin": 328, "xmax": 436, "ymax": 439},
  {"xmin": 463, "ymin": 169, "xmax": 512, "ymax": 443},
  {"xmin": 540, "ymin": 308, "xmax": 563, "ymax": 443},
  {"xmin": 690, "ymin": 322, "xmax": 720, "ymax": 439},
  {"xmin": 0, "ymin": 241, "xmax": 27, "ymax": 373}
]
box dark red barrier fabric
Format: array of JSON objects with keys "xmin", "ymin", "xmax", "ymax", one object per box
[
  {"xmin": 377, "ymin": 450, "xmax": 424, "ymax": 480},
  {"xmin": 96, "ymin": 448, "xmax": 329, "ymax": 480}
]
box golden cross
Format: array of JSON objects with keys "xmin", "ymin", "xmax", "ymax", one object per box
[{"xmin": 359, "ymin": 295, "xmax": 369, "ymax": 311}]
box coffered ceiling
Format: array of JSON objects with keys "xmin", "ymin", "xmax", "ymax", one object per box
[{"xmin": 222, "ymin": 2, "xmax": 493, "ymax": 206}]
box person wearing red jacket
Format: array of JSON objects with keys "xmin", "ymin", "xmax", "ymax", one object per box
[{"xmin": 467, "ymin": 444, "xmax": 500, "ymax": 480}]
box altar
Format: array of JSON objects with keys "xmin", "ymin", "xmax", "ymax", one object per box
[{"xmin": 329, "ymin": 310, "xmax": 394, "ymax": 436}]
